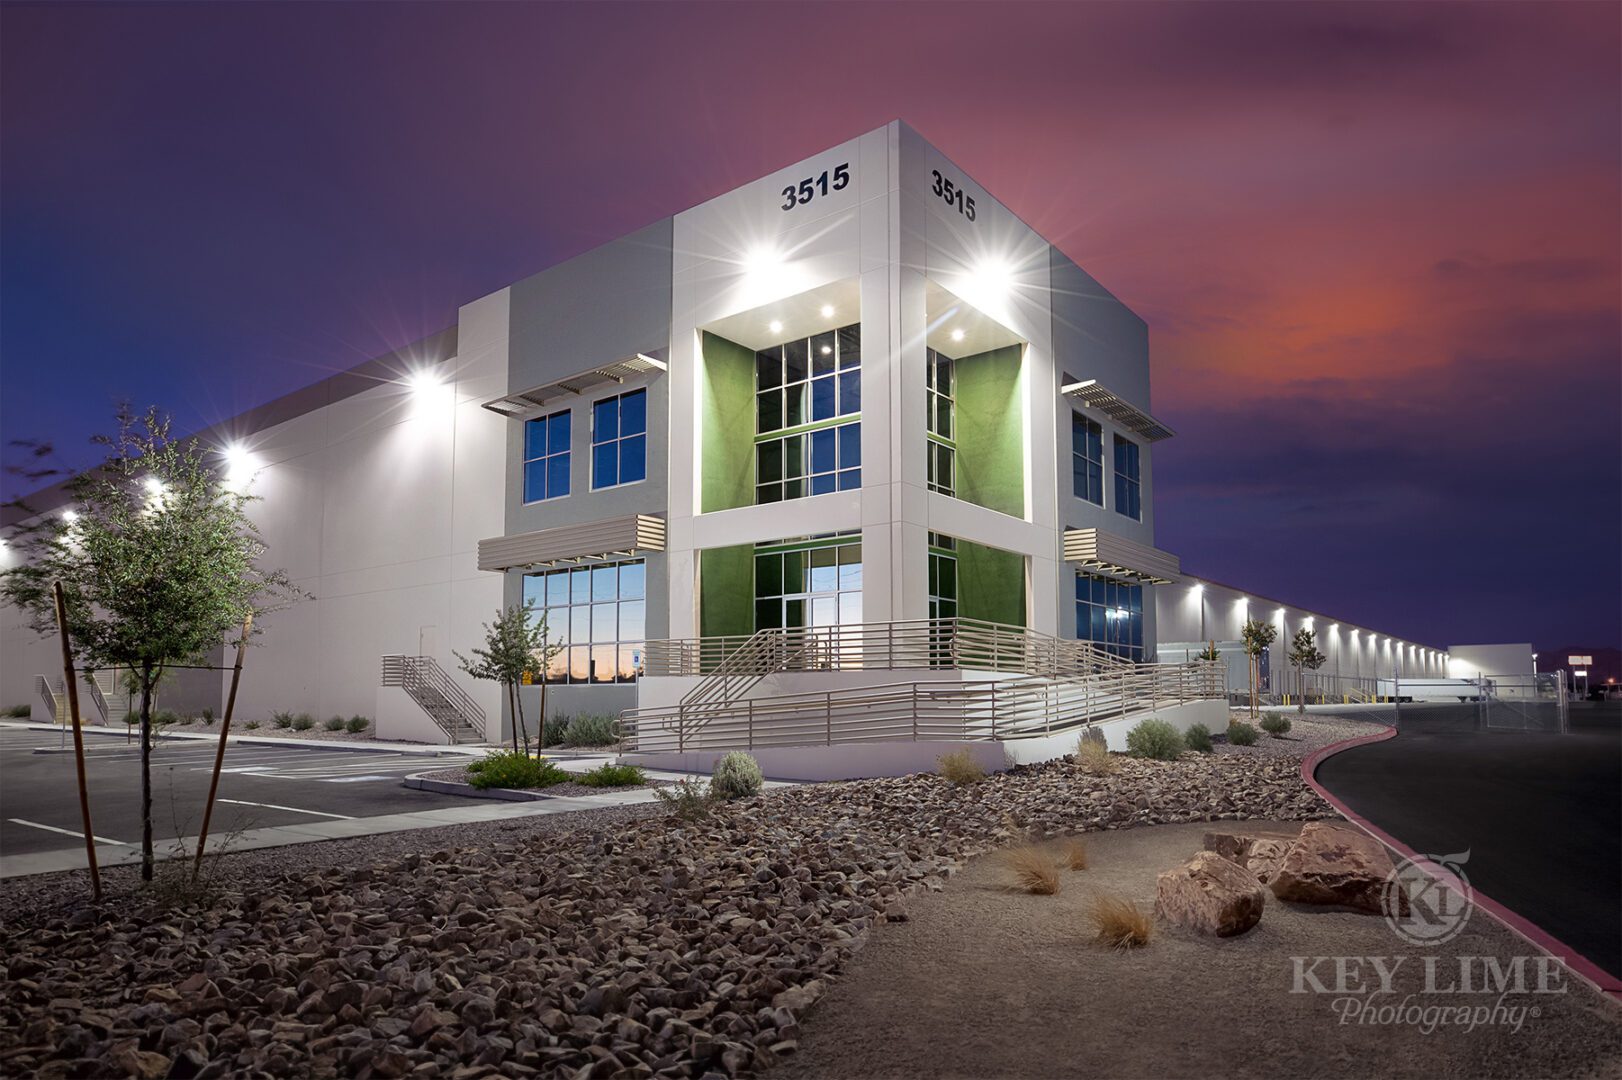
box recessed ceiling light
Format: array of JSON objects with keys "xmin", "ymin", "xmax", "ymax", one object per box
[
  {"xmin": 769, "ymin": 320, "xmax": 783, "ymax": 334},
  {"xmin": 820, "ymin": 304, "xmax": 835, "ymax": 318},
  {"xmin": 820, "ymin": 345, "xmax": 832, "ymax": 356},
  {"xmin": 950, "ymin": 328, "xmax": 965, "ymax": 343}
]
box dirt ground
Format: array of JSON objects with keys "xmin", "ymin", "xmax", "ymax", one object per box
[{"xmin": 773, "ymin": 820, "xmax": 1622, "ymax": 1080}]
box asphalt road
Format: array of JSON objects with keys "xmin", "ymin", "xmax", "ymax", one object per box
[
  {"xmin": 0, "ymin": 727, "xmax": 467, "ymax": 857},
  {"xmin": 1315, "ymin": 703, "xmax": 1621, "ymax": 981}
]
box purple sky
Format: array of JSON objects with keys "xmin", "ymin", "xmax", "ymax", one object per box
[{"xmin": 2, "ymin": 2, "xmax": 1618, "ymax": 655}]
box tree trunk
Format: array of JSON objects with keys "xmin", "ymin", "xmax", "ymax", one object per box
[
  {"xmin": 1297, "ymin": 663, "xmax": 1307, "ymax": 715},
  {"xmin": 1248, "ymin": 654, "xmax": 1258, "ymax": 718},
  {"xmin": 506, "ymin": 682, "xmax": 519, "ymax": 754},
  {"xmin": 138, "ymin": 660, "xmax": 155, "ymax": 882},
  {"xmin": 514, "ymin": 682, "xmax": 529, "ymax": 756},
  {"xmin": 538, "ymin": 677, "xmax": 548, "ymax": 751}
]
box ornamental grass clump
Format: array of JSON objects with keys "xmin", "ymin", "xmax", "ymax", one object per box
[
  {"xmin": 291, "ymin": 713, "xmax": 315, "ymax": 732},
  {"xmin": 1074, "ymin": 735, "xmax": 1119, "ymax": 776},
  {"xmin": 937, "ymin": 749, "xmax": 986, "ymax": 785},
  {"xmin": 1227, "ymin": 720, "xmax": 1260, "ymax": 746},
  {"xmin": 272, "ymin": 711, "xmax": 293, "ymax": 729},
  {"xmin": 1125, "ymin": 717, "xmax": 1185, "ymax": 761},
  {"xmin": 345, "ymin": 715, "xmax": 369, "ymax": 734},
  {"xmin": 653, "ymin": 778, "xmax": 717, "ymax": 822},
  {"xmin": 323, "ymin": 715, "xmax": 345, "ymax": 732},
  {"xmin": 1061, "ymin": 838, "xmax": 1089, "ymax": 871},
  {"xmin": 465, "ymin": 750, "xmax": 568, "ymax": 790},
  {"xmin": 561, "ymin": 714, "xmax": 620, "ymax": 747},
  {"xmin": 1088, "ymin": 892, "xmax": 1153, "ymax": 949},
  {"xmin": 712, "ymin": 751, "xmax": 763, "ymax": 799},
  {"xmin": 1183, "ymin": 722, "xmax": 1214, "ymax": 754},
  {"xmin": 999, "ymin": 845, "xmax": 1061, "ymax": 895}
]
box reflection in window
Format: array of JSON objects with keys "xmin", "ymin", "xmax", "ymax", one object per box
[
  {"xmin": 755, "ymin": 324, "xmax": 860, "ymax": 503},
  {"xmin": 1114, "ymin": 434, "xmax": 1142, "ymax": 521},
  {"xmin": 591, "ymin": 389, "xmax": 647, "ymax": 489},
  {"xmin": 926, "ymin": 350, "xmax": 955, "ymax": 497},
  {"xmin": 928, "ymin": 533, "xmax": 958, "ymax": 621},
  {"xmin": 521, "ymin": 559, "xmax": 645, "ymax": 683},
  {"xmin": 1076, "ymin": 572, "xmax": 1143, "ymax": 661},
  {"xmin": 753, "ymin": 535, "xmax": 862, "ymax": 631},
  {"xmin": 522, "ymin": 410, "xmax": 571, "ymax": 503},
  {"xmin": 1073, "ymin": 413, "xmax": 1103, "ymax": 505}
]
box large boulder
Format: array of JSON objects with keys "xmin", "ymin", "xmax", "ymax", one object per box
[
  {"xmin": 1269, "ymin": 821, "xmax": 1398, "ymax": 914},
  {"xmin": 1204, "ymin": 830, "xmax": 1295, "ymax": 884},
  {"xmin": 1155, "ymin": 851, "xmax": 1267, "ymax": 936}
]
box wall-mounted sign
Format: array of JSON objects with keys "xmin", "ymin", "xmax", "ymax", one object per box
[
  {"xmin": 780, "ymin": 163, "xmax": 850, "ymax": 211},
  {"xmin": 1573, "ymin": 669, "xmax": 1589, "ymax": 678},
  {"xmin": 1569, "ymin": 655, "xmax": 1592, "ymax": 666},
  {"xmin": 929, "ymin": 168, "xmax": 977, "ymax": 221}
]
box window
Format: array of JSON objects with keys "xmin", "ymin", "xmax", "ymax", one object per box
[
  {"xmin": 1113, "ymin": 435, "xmax": 1141, "ymax": 521},
  {"xmin": 522, "ymin": 560, "xmax": 645, "ymax": 684},
  {"xmin": 928, "ymin": 533, "xmax": 958, "ymax": 621},
  {"xmin": 523, "ymin": 410, "xmax": 571, "ymax": 503},
  {"xmin": 1072, "ymin": 413, "xmax": 1103, "ymax": 505},
  {"xmin": 926, "ymin": 349, "xmax": 955, "ymax": 497},
  {"xmin": 591, "ymin": 388, "xmax": 647, "ymax": 489},
  {"xmin": 1076, "ymin": 572, "xmax": 1143, "ymax": 661},
  {"xmin": 755, "ymin": 325, "xmax": 860, "ymax": 503},
  {"xmin": 753, "ymin": 535, "xmax": 862, "ymax": 631}
]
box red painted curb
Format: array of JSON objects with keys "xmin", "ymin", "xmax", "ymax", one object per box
[{"xmin": 1302, "ymin": 724, "xmax": 1622, "ymax": 1003}]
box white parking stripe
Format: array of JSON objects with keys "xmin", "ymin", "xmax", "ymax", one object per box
[
  {"xmin": 8, "ymin": 818, "xmax": 126, "ymax": 846},
  {"xmin": 213, "ymin": 798, "xmax": 353, "ymax": 819}
]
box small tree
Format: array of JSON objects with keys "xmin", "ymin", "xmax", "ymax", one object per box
[
  {"xmin": 1197, "ymin": 640, "xmax": 1221, "ymax": 662},
  {"xmin": 0, "ymin": 407, "xmax": 303, "ymax": 881},
  {"xmin": 1288, "ymin": 627, "xmax": 1328, "ymax": 715},
  {"xmin": 456, "ymin": 600, "xmax": 559, "ymax": 754},
  {"xmin": 1240, "ymin": 618, "xmax": 1278, "ymax": 718}
]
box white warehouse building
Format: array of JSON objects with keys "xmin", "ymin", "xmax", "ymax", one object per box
[{"xmin": 1, "ymin": 122, "xmax": 1464, "ymax": 769}]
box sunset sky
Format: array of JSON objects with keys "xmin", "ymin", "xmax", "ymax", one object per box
[{"xmin": 2, "ymin": 2, "xmax": 1617, "ymax": 656}]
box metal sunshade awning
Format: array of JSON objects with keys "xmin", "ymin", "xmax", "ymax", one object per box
[
  {"xmin": 478, "ymin": 515, "xmax": 667, "ymax": 572},
  {"xmin": 1063, "ymin": 528, "xmax": 1181, "ymax": 585},
  {"xmin": 1061, "ymin": 380, "xmax": 1175, "ymax": 442},
  {"xmin": 483, "ymin": 354, "xmax": 667, "ymax": 417}
]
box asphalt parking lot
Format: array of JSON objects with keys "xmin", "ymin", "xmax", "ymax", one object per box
[
  {"xmin": 0, "ymin": 725, "xmax": 467, "ymax": 858},
  {"xmin": 1315, "ymin": 703, "xmax": 1621, "ymax": 981}
]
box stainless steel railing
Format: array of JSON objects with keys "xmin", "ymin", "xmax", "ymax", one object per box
[{"xmin": 381, "ymin": 655, "xmax": 488, "ymax": 743}]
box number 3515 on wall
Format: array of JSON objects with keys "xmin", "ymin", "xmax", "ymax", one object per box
[
  {"xmin": 781, "ymin": 163, "xmax": 850, "ymax": 210},
  {"xmin": 931, "ymin": 169, "xmax": 976, "ymax": 221}
]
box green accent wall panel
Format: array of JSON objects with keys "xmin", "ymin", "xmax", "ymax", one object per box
[
  {"xmin": 700, "ymin": 332, "xmax": 756, "ymax": 513},
  {"xmin": 953, "ymin": 344, "xmax": 1025, "ymax": 517},
  {"xmin": 958, "ymin": 539, "xmax": 1026, "ymax": 628},
  {"xmin": 699, "ymin": 545, "xmax": 754, "ymax": 638}
]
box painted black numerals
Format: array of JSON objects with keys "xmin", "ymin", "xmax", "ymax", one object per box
[
  {"xmin": 930, "ymin": 169, "xmax": 976, "ymax": 221},
  {"xmin": 781, "ymin": 163, "xmax": 850, "ymax": 211}
]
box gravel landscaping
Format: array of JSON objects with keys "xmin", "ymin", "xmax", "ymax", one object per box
[
  {"xmin": 0, "ymin": 743, "xmax": 1338, "ymax": 1079},
  {"xmin": 1214, "ymin": 711, "xmax": 1388, "ymax": 759}
]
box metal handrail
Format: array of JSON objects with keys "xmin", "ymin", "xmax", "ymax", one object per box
[
  {"xmin": 623, "ymin": 659, "xmax": 1224, "ymax": 753},
  {"xmin": 381, "ymin": 655, "xmax": 487, "ymax": 742},
  {"xmin": 643, "ymin": 618, "xmax": 1132, "ymax": 680},
  {"xmin": 82, "ymin": 675, "xmax": 109, "ymax": 725},
  {"xmin": 34, "ymin": 675, "xmax": 61, "ymax": 723}
]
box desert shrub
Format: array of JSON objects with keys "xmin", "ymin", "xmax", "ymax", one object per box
[
  {"xmin": 2, "ymin": 704, "xmax": 30, "ymax": 718},
  {"xmin": 937, "ymin": 749, "xmax": 986, "ymax": 785},
  {"xmin": 152, "ymin": 709, "xmax": 181, "ymax": 726},
  {"xmin": 1125, "ymin": 718, "xmax": 1185, "ymax": 761},
  {"xmin": 1088, "ymin": 893, "xmax": 1152, "ymax": 949},
  {"xmin": 1260, "ymin": 712, "xmax": 1292, "ymax": 737},
  {"xmin": 324, "ymin": 715, "xmax": 346, "ymax": 732},
  {"xmin": 1074, "ymin": 735, "xmax": 1119, "ymax": 776},
  {"xmin": 272, "ymin": 711, "xmax": 294, "ymax": 729},
  {"xmin": 466, "ymin": 750, "xmax": 568, "ymax": 790},
  {"xmin": 561, "ymin": 714, "xmax": 620, "ymax": 747},
  {"xmin": 653, "ymin": 779, "xmax": 717, "ymax": 822},
  {"xmin": 579, "ymin": 762, "xmax": 646, "ymax": 788},
  {"xmin": 291, "ymin": 713, "xmax": 315, "ymax": 732},
  {"xmin": 540, "ymin": 715, "xmax": 569, "ymax": 747},
  {"xmin": 712, "ymin": 751, "xmax": 764, "ymax": 799},
  {"xmin": 1184, "ymin": 722, "xmax": 1213, "ymax": 754},
  {"xmin": 999, "ymin": 845, "xmax": 1060, "ymax": 895},
  {"xmin": 243, "ymin": 721, "xmax": 261, "ymax": 730},
  {"xmin": 200, "ymin": 707, "xmax": 215, "ymax": 724},
  {"xmin": 346, "ymin": 715, "xmax": 369, "ymax": 734},
  {"xmin": 1227, "ymin": 721, "xmax": 1259, "ymax": 746},
  {"xmin": 1061, "ymin": 838, "xmax": 1089, "ymax": 871}
]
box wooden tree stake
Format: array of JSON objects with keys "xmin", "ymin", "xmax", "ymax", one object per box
[
  {"xmin": 193, "ymin": 613, "xmax": 252, "ymax": 881},
  {"xmin": 53, "ymin": 582, "xmax": 101, "ymax": 901}
]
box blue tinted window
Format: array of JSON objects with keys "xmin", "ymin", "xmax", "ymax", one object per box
[
  {"xmin": 1075, "ymin": 571, "xmax": 1144, "ymax": 661},
  {"xmin": 592, "ymin": 389, "xmax": 647, "ymax": 489},
  {"xmin": 1072, "ymin": 413, "xmax": 1104, "ymax": 505},
  {"xmin": 839, "ymin": 369, "xmax": 861, "ymax": 415},
  {"xmin": 1113, "ymin": 435, "xmax": 1141, "ymax": 521},
  {"xmin": 753, "ymin": 325, "xmax": 859, "ymax": 506},
  {"xmin": 522, "ymin": 409, "xmax": 570, "ymax": 501},
  {"xmin": 838, "ymin": 423, "xmax": 861, "ymax": 468},
  {"xmin": 523, "ymin": 559, "xmax": 647, "ymax": 684},
  {"xmin": 811, "ymin": 428, "xmax": 836, "ymax": 474}
]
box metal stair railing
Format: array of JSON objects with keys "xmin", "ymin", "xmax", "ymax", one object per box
[
  {"xmin": 621, "ymin": 658, "xmax": 1225, "ymax": 753},
  {"xmin": 380, "ymin": 655, "xmax": 487, "ymax": 743},
  {"xmin": 82, "ymin": 675, "xmax": 109, "ymax": 725},
  {"xmin": 34, "ymin": 675, "xmax": 62, "ymax": 724}
]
